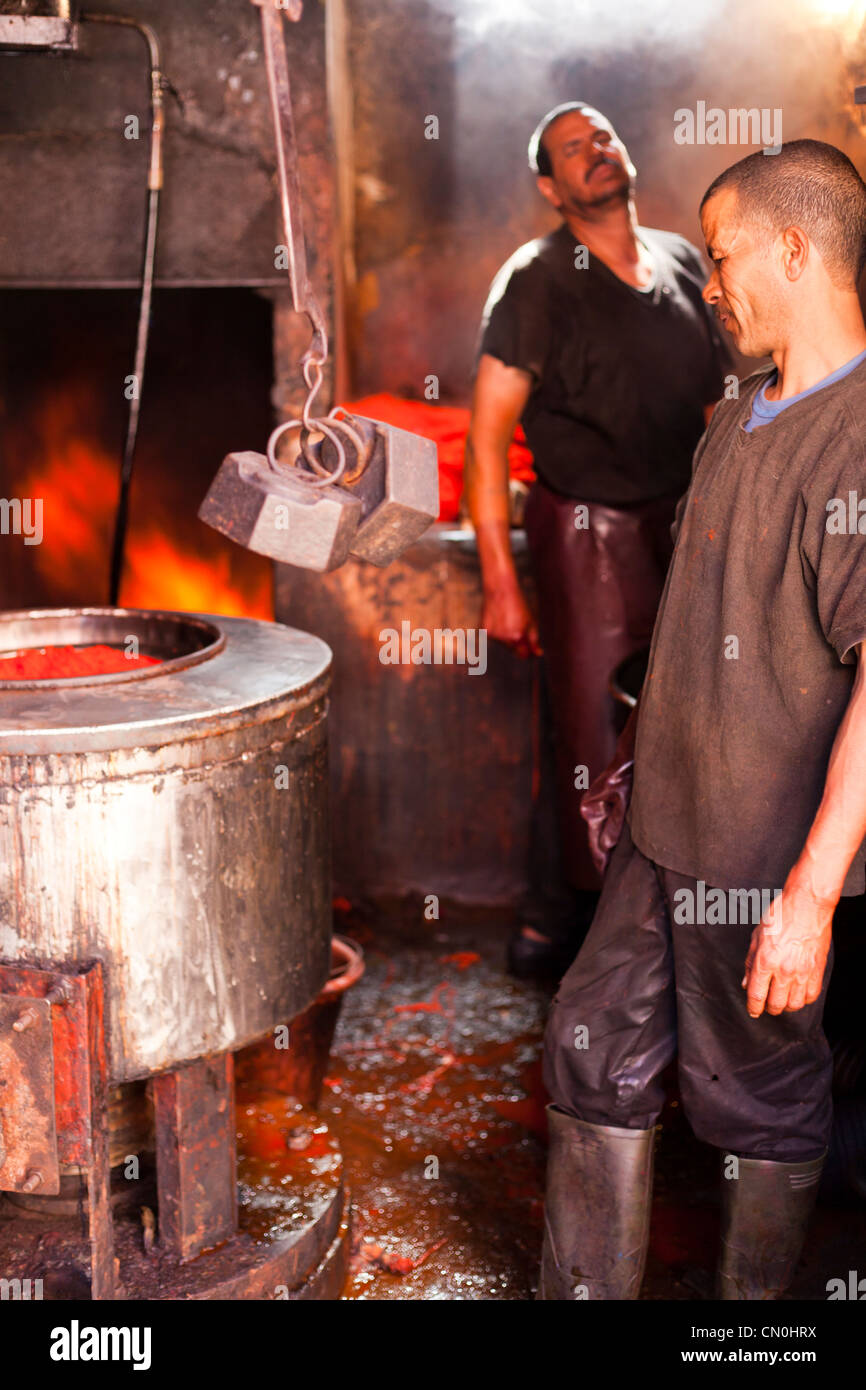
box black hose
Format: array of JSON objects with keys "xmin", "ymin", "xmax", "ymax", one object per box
[{"xmin": 82, "ymin": 12, "xmax": 164, "ymax": 606}]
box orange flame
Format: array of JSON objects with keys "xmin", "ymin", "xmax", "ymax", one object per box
[
  {"xmin": 12, "ymin": 385, "xmax": 273, "ymax": 620},
  {"xmin": 124, "ymin": 535, "xmax": 271, "ymax": 618}
]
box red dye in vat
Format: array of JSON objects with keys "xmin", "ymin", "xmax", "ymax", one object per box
[{"xmin": 0, "ymin": 645, "xmax": 162, "ymax": 681}]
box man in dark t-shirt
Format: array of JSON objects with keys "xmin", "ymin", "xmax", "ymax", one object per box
[
  {"xmin": 539, "ymin": 140, "xmax": 866, "ymax": 1302},
  {"xmin": 465, "ymin": 103, "xmax": 730, "ymax": 978}
]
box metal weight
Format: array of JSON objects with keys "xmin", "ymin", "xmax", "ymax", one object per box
[
  {"xmin": 198, "ymin": 449, "xmax": 362, "ymax": 572},
  {"xmin": 200, "ymin": 409, "xmax": 439, "ymax": 573},
  {"xmin": 315, "ymin": 414, "xmax": 440, "ymax": 567}
]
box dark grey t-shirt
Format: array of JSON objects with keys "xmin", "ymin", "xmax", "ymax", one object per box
[
  {"xmin": 629, "ymin": 360, "xmax": 866, "ymax": 894},
  {"xmin": 477, "ymin": 223, "xmax": 731, "ymax": 504}
]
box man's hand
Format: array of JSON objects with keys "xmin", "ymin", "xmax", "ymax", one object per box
[
  {"xmin": 742, "ymin": 644, "xmax": 866, "ymax": 1018},
  {"xmin": 481, "ymin": 578, "xmax": 541, "ymax": 658},
  {"xmin": 742, "ymin": 880, "xmax": 834, "ymax": 1018},
  {"xmin": 465, "ymin": 355, "xmax": 537, "ymax": 656}
]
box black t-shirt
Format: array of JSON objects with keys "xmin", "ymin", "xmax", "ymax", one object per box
[{"xmin": 477, "ymin": 223, "xmax": 731, "ymax": 505}]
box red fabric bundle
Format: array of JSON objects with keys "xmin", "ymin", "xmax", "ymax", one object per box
[
  {"xmin": 0, "ymin": 645, "xmax": 162, "ymax": 680},
  {"xmin": 342, "ymin": 393, "xmax": 535, "ymax": 522}
]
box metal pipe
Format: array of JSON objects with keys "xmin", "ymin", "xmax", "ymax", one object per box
[
  {"xmin": 81, "ymin": 12, "xmax": 164, "ymax": 607},
  {"xmin": 257, "ymin": 0, "xmax": 328, "ymax": 369}
]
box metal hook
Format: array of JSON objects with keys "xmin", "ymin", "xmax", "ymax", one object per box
[
  {"xmin": 266, "ymin": 416, "xmax": 348, "ymax": 488},
  {"xmin": 299, "ymin": 412, "xmax": 371, "ymax": 485}
]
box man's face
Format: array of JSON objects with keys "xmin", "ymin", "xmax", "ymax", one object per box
[
  {"xmin": 539, "ymin": 108, "xmax": 635, "ymax": 214},
  {"xmin": 701, "ymin": 187, "xmax": 787, "ymax": 357}
]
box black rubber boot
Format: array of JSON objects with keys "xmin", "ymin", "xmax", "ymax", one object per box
[
  {"xmin": 536, "ymin": 1106, "xmax": 656, "ymax": 1299},
  {"xmin": 716, "ymin": 1152, "xmax": 825, "ymax": 1300}
]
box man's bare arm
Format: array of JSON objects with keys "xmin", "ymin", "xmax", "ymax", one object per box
[
  {"xmin": 744, "ymin": 642, "xmax": 866, "ymax": 1016},
  {"xmin": 465, "ymin": 353, "xmax": 541, "ymax": 655}
]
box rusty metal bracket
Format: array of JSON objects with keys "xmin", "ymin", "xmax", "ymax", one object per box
[
  {"xmin": 0, "ymin": 959, "xmax": 114, "ymax": 1298},
  {"xmin": 0, "ymin": 994, "xmax": 59, "ymax": 1194},
  {"xmin": 152, "ymin": 1051, "xmax": 238, "ymax": 1262}
]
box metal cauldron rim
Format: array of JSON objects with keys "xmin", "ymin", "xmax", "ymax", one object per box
[
  {"xmin": 0, "ymin": 607, "xmax": 225, "ymax": 691},
  {"xmin": 0, "ymin": 612, "xmax": 332, "ymax": 753}
]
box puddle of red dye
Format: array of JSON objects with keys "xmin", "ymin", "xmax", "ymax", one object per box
[
  {"xmin": 354, "ymin": 1236, "xmax": 448, "ymax": 1276},
  {"xmin": 398, "ymin": 1050, "xmax": 457, "ymax": 1095},
  {"xmin": 491, "ymin": 1096, "xmax": 548, "ymax": 1140},
  {"xmin": 236, "ymin": 1093, "xmax": 301, "ymax": 1160},
  {"xmin": 393, "ymin": 982, "xmax": 455, "ymax": 1015},
  {"xmin": 438, "ymin": 951, "xmax": 481, "ymax": 971},
  {"xmin": 490, "ymin": 1059, "xmax": 549, "ymax": 1139},
  {"xmin": 0, "ymin": 644, "xmax": 162, "ymax": 680},
  {"xmin": 235, "ymin": 1088, "xmax": 333, "ymax": 1163}
]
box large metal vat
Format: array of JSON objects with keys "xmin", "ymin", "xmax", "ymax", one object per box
[
  {"xmin": 0, "ymin": 608, "xmax": 332, "ymax": 1083},
  {"xmin": 275, "ymin": 525, "xmax": 538, "ymax": 907}
]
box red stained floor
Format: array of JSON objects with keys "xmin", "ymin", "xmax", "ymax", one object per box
[{"xmin": 322, "ymin": 902, "xmax": 866, "ymax": 1301}]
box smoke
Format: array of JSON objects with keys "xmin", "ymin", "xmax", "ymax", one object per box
[
  {"xmin": 455, "ymin": 0, "xmax": 866, "ymax": 235},
  {"xmin": 351, "ymin": 0, "xmax": 866, "ymax": 398},
  {"xmin": 454, "ymin": 0, "xmax": 716, "ymax": 51},
  {"xmin": 636, "ymin": 0, "xmax": 866, "ymax": 238}
]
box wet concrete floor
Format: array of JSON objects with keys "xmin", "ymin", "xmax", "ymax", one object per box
[{"xmin": 323, "ymin": 901, "xmax": 866, "ymax": 1301}]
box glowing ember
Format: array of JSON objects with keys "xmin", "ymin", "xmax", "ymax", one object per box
[{"xmin": 0, "ymin": 644, "xmax": 162, "ymax": 681}]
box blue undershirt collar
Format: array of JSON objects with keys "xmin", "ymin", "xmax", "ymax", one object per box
[{"xmin": 744, "ymin": 348, "xmax": 866, "ymax": 432}]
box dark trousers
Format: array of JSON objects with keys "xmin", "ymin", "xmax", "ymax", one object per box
[
  {"xmin": 523, "ymin": 482, "xmax": 677, "ymax": 895},
  {"xmin": 543, "ymin": 823, "xmax": 834, "ymax": 1161},
  {"xmin": 521, "ymin": 661, "xmax": 594, "ymax": 941}
]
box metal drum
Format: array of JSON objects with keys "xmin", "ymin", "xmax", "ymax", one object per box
[
  {"xmin": 275, "ymin": 525, "xmax": 538, "ymax": 907},
  {"xmin": 0, "ymin": 608, "xmax": 332, "ymax": 1083}
]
